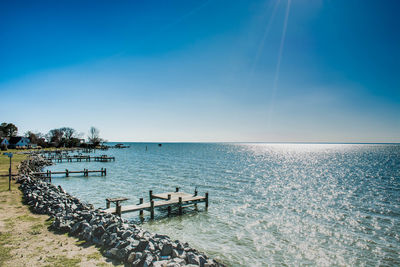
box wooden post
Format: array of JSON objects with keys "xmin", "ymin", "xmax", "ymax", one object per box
[
  {"xmin": 176, "ymin": 187, "xmax": 179, "ymax": 192},
  {"xmin": 168, "ymin": 206, "xmax": 171, "ymax": 216},
  {"xmin": 167, "ymin": 194, "xmax": 171, "ymax": 200},
  {"xmin": 116, "ymin": 203, "xmax": 121, "ymax": 217},
  {"xmin": 194, "ymin": 188, "xmax": 198, "ymax": 196},
  {"xmin": 178, "ymin": 197, "xmax": 183, "ymax": 215},
  {"xmin": 66, "ymin": 169, "xmax": 69, "ymax": 177},
  {"xmin": 149, "ymin": 190, "xmax": 153, "ymax": 201},
  {"xmin": 150, "ymin": 200, "xmax": 154, "ymax": 219},
  {"xmin": 101, "ymin": 168, "xmax": 103, "ymax": 176},
  {"xmin": 139, "ymin": 198, "xmax": 144, "ymax": 217},
  {"xmin": 205, "ymin": 193, "xmax": 209, "ymax": 209},
  {"xmin": 104, "ymin": 168, "xmax": 107, "ymax": 176},
  {"xmin": 106, "ymin": 199, "xmax": 110, "ymax": 209}
]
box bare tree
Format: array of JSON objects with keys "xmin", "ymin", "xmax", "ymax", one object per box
[
  {"xmin": 61, "ymin": 127, "xmax": 76, "ymax": 140},
  {"xmin": 88, "ymin": 126, "xmax": 102, "ymax": 146}
]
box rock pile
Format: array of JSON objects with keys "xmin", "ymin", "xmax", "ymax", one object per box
[
  {"xmin": 18, "ymin": 153, "xmax": 52, "ymax": 175},
  {"xmin": 17, "ymin": 156, "xmax": 222, "ymax": 267}
]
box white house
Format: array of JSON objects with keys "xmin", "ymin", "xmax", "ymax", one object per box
[{"xmin": 8, "ymin": 137, "xmax": 30, "ymax": 148}]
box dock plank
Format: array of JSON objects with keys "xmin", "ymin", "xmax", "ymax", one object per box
[{"xmin": 104, "ymin": 195, "xmax": 206, "ymax": 214}]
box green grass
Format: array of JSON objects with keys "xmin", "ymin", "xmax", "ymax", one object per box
[
  {"xmin": 0, "ymin": 149, "xmax": 28, "ymax": 176},
  {"xmin": 44, "ymin": 255, "xmax": 81, "ymax": 267},
  {"xmin": 87, "ymin": 252, "xmax": 102, "ymax": 261},
  {"xmin": 17, "ymin": 214, "xmax": 41, "ymax": 222},
  {"xmin": 0, "ymin": 232, "xmax": 12, "ymax": 266},
  {"xmin": 29, "ymin": 223, "xmax": 44, "ymax": 235}
]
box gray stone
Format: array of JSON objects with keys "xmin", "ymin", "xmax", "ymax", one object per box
[
  {"xmin": 161, "ymin": 242, "xmax": 173, "ymax": 256},
  {"xmin": 127, "ymin": 251, "xmax": 136, "ymax": 263},
  {"xmin": 70, "ymin": 221, "xmax": 81, "ymax": 235},
  {"xmin": 93, "ymin": 225, "xmax": 105, "ymax": 237},
  {"xmin": 122, "ymin": 230, "xmax": 133, "ymax": 239},
  {"xmin": 105, "ymin": 248, "xmax": 119, "ymax": 259},
  {"xmin": 172, "ymin": 249, "xmax": 186, "ymax": 259},
  {"xmin": 135, "ymin": 240, "xmax": 149, "ymax": 252},
  {"xmin": 198, "ymin": 255, "xmax": 207, "ymax": 267},
  {"xmin": 187, "ymin": 252, "xmax": 200, "ymax": 265},
  {"xmin": 152, "ymin": 260, "xmax": 169, "ymax": 267},
  {"xmin": 143, "ymin": 254, "xmax": 154, "ymax": 267}
]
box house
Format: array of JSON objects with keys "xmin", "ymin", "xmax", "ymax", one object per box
[
  {"xmin": 8, "ymin": 137, "xmax": 30, "ymax": 149},
  {"xmin": 0, "ymin": 138, "xmax": 9, "ymax": 147}
]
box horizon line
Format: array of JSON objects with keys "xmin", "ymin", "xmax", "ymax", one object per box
[{"xmin": 105, "ymin": 141, "xmax": 400, "ymax": 145}]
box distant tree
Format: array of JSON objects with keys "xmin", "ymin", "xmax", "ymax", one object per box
[
  {"xmin": 61, "ymin": 127, "xmax": 75, "ymax": 140},
  {"xmin": 48, "ymin": 128, "xmax": 64, "ymax": 147},
  {"xmin": 25, "ymin": 131, "xmax": 48, "ymax": 147},
  {"xmin": 60, "ymin": 127, "xmax": 77, "ymax": 147},
  {"xmin": 88, "ymin": 126, "xmax": 102, "ymax": 147},
  {"xmin": 25, "ymin": 131, "xmax": 39, "ymax": 144},
  {"xmin": 0, "ymin": 123, "xmax": 18, "ymax": 137}
]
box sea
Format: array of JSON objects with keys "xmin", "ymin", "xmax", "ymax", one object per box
[{"xmin": 46, "ymin": 143, "xmax": 400, "ymax": 266}]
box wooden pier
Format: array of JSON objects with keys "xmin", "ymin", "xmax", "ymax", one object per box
[
  {"xmin": 32, "ymin": 168, "xmax": 107, "ymax": 182},
  {"xmin": 104, "ymin": 187, "xmax": 208, "ymax": 219},
  {"xmin": 48, "ymin": 155, "xmax": 115, "ymax": 163}
]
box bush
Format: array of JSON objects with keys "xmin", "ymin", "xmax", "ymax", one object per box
[{"xmin": 0, "ymin": 144, "xmax": 7, "ymax": 151}]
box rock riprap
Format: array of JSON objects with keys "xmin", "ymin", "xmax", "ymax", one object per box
[{"xmin": 16, "ymin": 154, "xmax": 222, "ymax": 267}]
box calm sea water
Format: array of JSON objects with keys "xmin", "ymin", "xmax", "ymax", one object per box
[{"xmin": 46, "ymin": 143, "xmax": 400, "ymax": 266}]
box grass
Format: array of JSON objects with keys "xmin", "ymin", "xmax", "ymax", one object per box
[
  {"xmin": 29, "ymin": 223, "xmax": 44, "ymax": 235},
  {"xmin": 0, "ymin": 232, "xmax": 12, "ymax": 266},
  {"xmin": 44, "ymin": 255, "xmax": 81, "ymax": 267},
  {"xmin": 87, "ymin": 252, "xmax": 102, "ymax": 260},
  {"xmin": 0, "ymin": 149, "xmax": 29, "ymax": 176}
]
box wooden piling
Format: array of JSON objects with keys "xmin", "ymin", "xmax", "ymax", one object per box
[
  {"xmin": 66, "ymin": 169, "xmax": 69, "ymax": 177},
  {"xmin": 116, "ymin": 204, "xmax": 122, "ymax": 217},
  {"xmin": 150, "ymin": 200, "xmax": 154, "ymax": 219},
  {"xmin": 106, "ymin": 199, "xmax": 110, "ymax": 209},
  {"xmin": 205, "ymin": 192, "xmax": 209, "ymax": 209},
  {"xmin": 167, "ymin": 194, "xmax": 171, "ymax": 200},
  {"xmin": 149, "ymin": 190, "xmax": 153, "ymax": 201},
  {"xmin": 139, "ymin": 198, "xmax": 144, "ymax": 217},
  {"xmin": 178, "ymin": 197, "xmax": 183, "ymax": 215},
  {"xmin": 176, "ymin": 187, "xmax": 179, "ymax": 192}
]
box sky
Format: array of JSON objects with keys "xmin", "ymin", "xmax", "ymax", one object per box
[{"xmin": 0, "ymin": 0, "xmax": 399, "ymax": 142}]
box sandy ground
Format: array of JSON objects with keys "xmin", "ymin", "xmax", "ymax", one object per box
[{"xmin": 0, "ymin": 177, "xmax": 122, "ymax": 267}]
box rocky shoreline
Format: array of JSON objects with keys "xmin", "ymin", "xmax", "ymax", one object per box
[{"xmin": 17, "ymin": 154, "xmax": 223, "ymax": 267}]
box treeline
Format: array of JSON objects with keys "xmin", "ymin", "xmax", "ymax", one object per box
[{"xmin": 0, "ymin": 122, "xmax": 104, "ymax": 148}]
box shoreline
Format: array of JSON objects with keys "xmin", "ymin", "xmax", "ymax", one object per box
[{"xmin": 16, "ymin": 154, "xmax": 223, "ymax": 267}]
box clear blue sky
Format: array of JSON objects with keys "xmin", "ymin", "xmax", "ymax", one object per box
[{"xmin": 1, "ymin": 0, "xmax": 399, "ymax": 142}]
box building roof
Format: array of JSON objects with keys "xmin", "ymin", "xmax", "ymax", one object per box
[{"xmin": 8, "ymin": 136, "xmax": 29, "ymax": 145}]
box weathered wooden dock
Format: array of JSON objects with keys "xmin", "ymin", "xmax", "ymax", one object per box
[
  {"xmin": 48, "ymin": 155, "xmax": 115, "ymax": 163},
  {"xmin": 33, "ymin": 168, "xmax": 107, "ymax": 182},
  {"xmin": 104, "ymin": 188, "xmax": 208, "ymax": 219}
]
